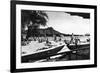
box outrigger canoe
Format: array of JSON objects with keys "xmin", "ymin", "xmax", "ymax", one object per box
[
  {"xmin": 22, "ymin": 44, "xmax": 64, "ymax": 62},
  {"xmin": 67, "ymin": 42, "xmax": 90, "ymax": 50}
]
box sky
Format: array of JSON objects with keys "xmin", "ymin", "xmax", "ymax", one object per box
[{"xmin": 40, "ymin": 11, "xmax": 90, "ymax": 35}]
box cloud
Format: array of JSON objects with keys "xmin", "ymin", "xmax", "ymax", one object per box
[{"xmin": 41, "ymin": 11, "xmax": 90, "ymax": 34}]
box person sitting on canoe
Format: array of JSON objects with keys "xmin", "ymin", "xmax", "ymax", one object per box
[
  {"xmin": 75, "ymin": 37, "xmax": 78, "ymax": 46},
  {"xmin": 70, "ymin": 33, "xmax": 75, "ymax": 44}
]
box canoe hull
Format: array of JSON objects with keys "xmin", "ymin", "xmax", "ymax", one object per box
[
  {"xmin": 67, "ymin": 43, "xmax": 90, "ymax": 50},
  {"xmin": 22, "ymin": 45, "xmax": 64, "ymax": 62}
]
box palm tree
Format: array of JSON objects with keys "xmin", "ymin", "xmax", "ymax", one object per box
[{"xmin": 21, "ymin": 10, "xmax": 48, "ymax": 40}]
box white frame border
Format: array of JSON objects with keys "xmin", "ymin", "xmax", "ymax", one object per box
[{"xmin": 16, "ymin": 4, "xmax": 95, "ymax": 69}]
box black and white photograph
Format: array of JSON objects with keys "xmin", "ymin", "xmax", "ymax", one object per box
[
  {"xmin": 21, "ymin": 10, "xmax": 90, "ymax": 63},
  {"xmin": 11, "ymin": 1, "xmax": 97, "ymax": 72}
]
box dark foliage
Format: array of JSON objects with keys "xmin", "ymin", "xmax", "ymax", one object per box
[{"xmin": 21, "ymin": 10, "xmax": 48, "ymax": 39}]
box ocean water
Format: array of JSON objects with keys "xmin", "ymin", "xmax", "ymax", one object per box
[{"xmin": 39, "ymin": 36, "xmax": 90, "ymax": 42}]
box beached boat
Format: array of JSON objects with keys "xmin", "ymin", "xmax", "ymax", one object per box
[
  {"xmin": 22, "ymin": 44, "xmax": 65, "ymax": 62},
  {"xmin": 67, "ymin": 43, "xmax": 90, "ymax": 50}
]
